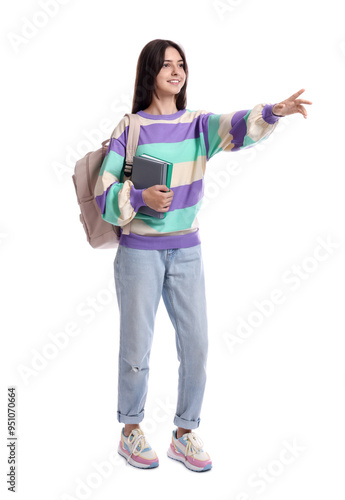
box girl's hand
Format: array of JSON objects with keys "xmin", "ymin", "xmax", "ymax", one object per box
[
  {"xmin": 142, "ymin": 185, "xmax": 174, "ymax": 212},
  {"xmin": 272, "ymin": 89, "xmax": 312, "ymax": 119}
]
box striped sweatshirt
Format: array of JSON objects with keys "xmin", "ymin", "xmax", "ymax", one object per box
[{"xmin": 95, "ymin": 104, "xmax": 282, "ymax": 250}]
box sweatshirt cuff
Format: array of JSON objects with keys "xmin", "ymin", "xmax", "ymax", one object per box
[
  {"xmin": 130, "ymin": 185, "xmax": 147, "ymax": 212},
  {"xmin": 262, "ymin": 103, "xmax": 282, "ymax": 124}
]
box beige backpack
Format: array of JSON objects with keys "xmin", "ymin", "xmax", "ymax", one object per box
[{"xmin": 72, "ymin": 113, "xmax": 140, "ymax": 249}]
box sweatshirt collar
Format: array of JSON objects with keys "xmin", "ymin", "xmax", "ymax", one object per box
[{"xmin": 137, "ymin": 109, "xmax": 187, "ymax": 120}]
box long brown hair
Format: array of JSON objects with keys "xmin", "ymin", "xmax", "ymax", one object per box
[{"xmin": 131, "ymin": 39, "xmax": 188, "ymax": 114}]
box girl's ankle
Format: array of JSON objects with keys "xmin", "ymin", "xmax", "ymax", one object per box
[
  {"xmin": 177, "ymin": 427, "xmax": 191, "ymax": 439},
  {"xmin": 124, "ymin": 425, "xmax": 140, "ymax": 437}
]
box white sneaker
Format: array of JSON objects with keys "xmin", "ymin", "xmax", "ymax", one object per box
[
  {"xmin": 118, "ymin": 428, "xmax": 159, "ymax": 469},
  {"xmin": 167, "ymin": 429, "xmax": 212, "ymax": 472}
]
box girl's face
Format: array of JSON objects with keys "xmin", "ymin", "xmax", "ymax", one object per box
[{"xmin": 154, "ymin": 46, "xmax": 186, "ymax": 97}]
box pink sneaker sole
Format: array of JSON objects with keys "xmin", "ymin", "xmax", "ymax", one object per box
[
  {"xmin": 118, "ymin": 442, "xmax": 159, "ymax": 469},
  {"xmin": 167, "ymin": 443, "xmax": 212, "ymax": 472}
]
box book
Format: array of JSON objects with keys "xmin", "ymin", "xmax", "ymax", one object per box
[{"xmin": 131, "ymin": 154, "xmax": 173, "ymax": 218}]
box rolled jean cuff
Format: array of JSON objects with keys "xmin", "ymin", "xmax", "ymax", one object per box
[
  {"xmin": 174, "ymin": 415, "xmax": 201, "ymax": 430},
  {"xmin": 117, "ymin": 410, "xmax": 144, "ymax": 424}
]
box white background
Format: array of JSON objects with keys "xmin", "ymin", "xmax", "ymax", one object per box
[{"xmin": 1, "ymin": 0, "xmax": 344, "ymax": 498}]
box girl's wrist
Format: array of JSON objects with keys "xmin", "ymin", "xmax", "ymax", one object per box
[{"xmin": 272, "ymin": 104, "xmax": 283, "ymax": 117}]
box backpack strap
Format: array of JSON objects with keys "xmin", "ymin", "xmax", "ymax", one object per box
[
  {"xmin": 123, "ymin": 113, "xmax": 140, "ymax": 178},
  {"xmin": 100, "ymin": 113, "xmax": 140, "ymax": 179},
  {"xmin": 99, "ymin": 113, "xmax": 140, "ymax": 237}
]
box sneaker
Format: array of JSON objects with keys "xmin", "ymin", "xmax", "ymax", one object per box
[
  {"xmin": 167, "ymin": 429, "xmax": 212, "ymax": 472},
  {"xmin": 118, "ymin": 428, "xmax": 159, "ymax": 469}
]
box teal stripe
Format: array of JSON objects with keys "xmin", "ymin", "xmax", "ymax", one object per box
[
  {"xmin": 101, "ymin": 135, "xmax": 207, "ymax": 179},
  {"xmin": 136, "ymin": 135, "xmax": 207, "ymax": 164},
  {"xmin": 242, "ymin": 135, "xmax": 256, "ymax": 147},
  {"xmin": 207, "ymin": 114, "xmax": 222, "ymax": 158},
  {"xmin": 135, "ymin": 199, "xmax": 203, "ymax": 233},
  {"xmin": 99, "ymin": 150, "xmax": 125, "ymax": 179},
  {"xmin": 199, "ymin": 131, "xmax": 207, "ymax": 157},
  {"xmin": 102, "ymin": 182, "xmax": 121, "ymax": 225}
]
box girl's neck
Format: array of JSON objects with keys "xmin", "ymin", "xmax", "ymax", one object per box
[{"xmin": 143, "ymin": 96, "xmax": 178, "ymax": 116}]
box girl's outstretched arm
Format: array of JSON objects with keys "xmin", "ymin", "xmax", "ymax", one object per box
[{"xmin": 200, "ymin": 89, "xmax": 311, "ymax": 161}]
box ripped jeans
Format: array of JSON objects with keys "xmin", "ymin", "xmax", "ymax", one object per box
[{"xmin": 114, "ymin": 243, "xmax": 208, "ymax": 430}]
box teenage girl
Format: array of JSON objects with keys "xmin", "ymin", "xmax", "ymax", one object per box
[{"xmin": 95, "ymin": 38, "xmax": 312, "ymax": 472}]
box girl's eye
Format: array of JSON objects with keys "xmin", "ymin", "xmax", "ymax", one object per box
[{"xmin": 163, "ymin": 63, "xmax": 184, "ymax": 68}]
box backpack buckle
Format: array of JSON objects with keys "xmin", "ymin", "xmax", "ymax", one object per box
[{"xmin": 123, "ymin": 161, "xmax": 133, "ymax": 177}]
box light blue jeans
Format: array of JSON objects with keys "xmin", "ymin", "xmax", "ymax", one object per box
[{"xmin": 114, "ymin": 243, "xmax": 208, "ymax": 430}]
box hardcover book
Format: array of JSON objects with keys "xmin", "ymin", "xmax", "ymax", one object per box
[{"xmin": 131, "ymin": 154, "xmax": 173, "ymax": 218}]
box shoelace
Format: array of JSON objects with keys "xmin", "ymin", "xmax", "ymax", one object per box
[
  {"xmin": 182, "ymin": 432, "xmax": 204, "ymax": 457},
  {"xmin": 126, "ymin": 431, "xmax": 146, "ymax": 464}
]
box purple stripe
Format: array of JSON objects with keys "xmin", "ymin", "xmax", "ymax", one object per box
[
  {"xmin": 95, "ymin": 181, "xmax": 119, "ymax": 214},
  {"xmin": 106, "ymin": 126, "xmax": 129, "ymax": 156},
  {"xmin": 108, "ymin": 137, "xmax": 126, "ymax": 157},
  {"xmin": 119, "ymin": 229, "xmax": 201, "ymax": 250},
  {"xmin": 231, "ymin": 143, "xmax": 255, "ymax": 152},
  {"xmin": 169, "ymin": 178, "xmax": 204, "ymax": 211},
  {"xmin": 108, "ymin": 112, "xmax": 212, "ymax": 155},
  {"xmin": 138, "ymin": 117, "xmax": 210, "ymax": 146},
  {"xmin": 230, "ymin": 110, "xmax": 249, "ymax": 149}
]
